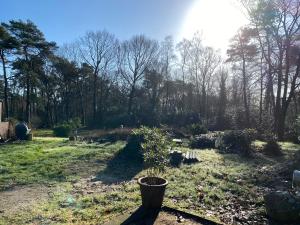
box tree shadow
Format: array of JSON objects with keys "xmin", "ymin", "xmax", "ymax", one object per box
[{"xmin": 92, "ymin": 146, "xmax": 143, "ymax": 184}]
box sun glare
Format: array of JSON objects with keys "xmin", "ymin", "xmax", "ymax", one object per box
[{"xmin": 180, "ymin": 0, "xmax": 247, "ymax": 53}]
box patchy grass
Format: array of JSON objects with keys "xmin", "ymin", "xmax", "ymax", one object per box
[
  {"xmin": 32, "ymin": 129, "xmax": 54, "ymax": 137},
  {"xmin": 0, "ymin": 137, "xmax": 124, "ymax": 190},
  {"xmin": 0, "ymin": 136, "xmax": 299, "ymax": 224}
]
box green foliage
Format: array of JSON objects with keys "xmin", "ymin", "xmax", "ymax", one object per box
[
  {"xmin": 189, "ymin": 123, "xmax": 208, "ymax": 135},
  {"xmin": 124, "ymin": 129, "xmax": 145, "ymax": 160},
  {"xmin": 243, "ymin": 128, "xmax": 258, "ymax": 141},
  {"xmin": 137, "ymin": 126, "xmax": 169, "ymax": 177},
  {"xmin": 53, "ymin": 118, "xmax": 81, "ymax": 137},
  {"xmin": 53, "ymin": 124, "xmax": 72, "ymax": 137},
  {"xmin": 125, "ymin": 126, "xmax": 170, "ymax": 170},
  {"xmin": 215, "ymin": 130, "xmax": 252, "ymax": 156},
  {"xmin": 189, "ymin": 133, "xmax": 218, "ymax": 149}
]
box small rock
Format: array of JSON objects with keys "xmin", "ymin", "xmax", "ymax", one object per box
[{"xmin": 177, "ymin": 215, "xmax": 185, "ymax": 223}]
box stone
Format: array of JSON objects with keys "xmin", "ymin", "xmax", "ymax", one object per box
[{"xmin": 264, "ymin": 191, "xmax": 300, "ymax": 222}]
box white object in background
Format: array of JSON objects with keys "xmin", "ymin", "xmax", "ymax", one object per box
[{"xmin": 293, "ymin": 170, "xmax": 300, "ymax": 189}]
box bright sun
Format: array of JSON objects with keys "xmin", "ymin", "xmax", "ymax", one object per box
[{"xmin": 180, "ymin": 0, "xmax": 248, "ymax": 53}]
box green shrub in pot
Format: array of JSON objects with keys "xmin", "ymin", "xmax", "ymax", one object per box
[{"xmin": 137, "ymin": 126, "xmax": 169, "ymax": 209}]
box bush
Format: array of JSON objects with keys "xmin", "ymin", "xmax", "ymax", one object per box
[
  {"xmin": 263, "ymin": 138, "xmax": 282, "ymax": 156},
  {"xmin": 189, "ymin": 123, "xmax": 208, "ymax": 135},
  {"xmin": 53, "ymin": 118, "xmax": 82, "ymax": 137},
  {"xmin": 123, "ymin": 127, "xmax": 150, "ymax": 161},
  {"xmin": 243, "ymin": 128, "xmax": 258, "ymax": 141},
  {"xmin": 124, "ymin": 126, "xmax": 169, "ymax": 167},
  {"xmin": 189, "ymin": 133, "xmax": 219, "ymax": 149},
  {"xmin": 215, "ymin": 130, "xmax": 252, "ymax": 156},
  {"xmin": 53, "ymin": 124, "xmax": 72, "ymax": 137},
  {"xmin": 285, "ymin": 115, "xmax": 300, "ymax": 143},
  {"xmin": 141, "ymin": 127, "xmax": 169, "ymax": 177},
  {"xmin": 261, "ymin": 132, "xmax": 278, "ymax": 142},
  {"xmin": 284, "ymin": 129, "xmax": 299, "ymax": 144}
]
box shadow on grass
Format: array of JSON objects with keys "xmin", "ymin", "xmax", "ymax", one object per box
[
  {"xmin": 92, "ymin": 146, "xmax": 143, "ymax": 184},
  {"xmin": 120, "ymin": 207, "xmax": 159, "ymax": 225}
]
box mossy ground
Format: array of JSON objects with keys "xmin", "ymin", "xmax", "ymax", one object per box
[{"xmin": 0, "ymin": 132, "xmax": 298, "ymax": 224}]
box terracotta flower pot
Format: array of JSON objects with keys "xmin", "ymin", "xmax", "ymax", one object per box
[{"xmin": 138, "ymin": 177, "xmax": 168, "ymax": 209}]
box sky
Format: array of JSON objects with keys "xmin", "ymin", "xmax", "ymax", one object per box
[{"xmin": 1, "ymin": 0, "xmax": 248, "ymax": 53}]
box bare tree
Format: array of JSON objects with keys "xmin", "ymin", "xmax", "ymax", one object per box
[
  {"xmin": 118, "ymin": 35, "xmax": 158, "ymax": 115},
  {"xmin": 181, "ymin": 33, "xmax": 221, "ymax": 121},
  {"xmin": 79, "ymin": 30, "xmax": 118, "ymax": 122}
]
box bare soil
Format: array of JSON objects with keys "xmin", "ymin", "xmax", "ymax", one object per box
[{"xmin": 0, "ymin": 185, "xmax": 50, "ymax": 216}]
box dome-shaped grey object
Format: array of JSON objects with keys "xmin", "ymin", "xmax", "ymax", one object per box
[{"xmin": 15, "ymin": 122, "xmax": 29, "ymax": 140}]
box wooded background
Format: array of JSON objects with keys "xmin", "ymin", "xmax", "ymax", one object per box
[{"xmin": 0, "ymin": 0, "xmax": 300, "ymax": 140}]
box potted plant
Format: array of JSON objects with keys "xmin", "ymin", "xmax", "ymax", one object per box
[{"xmin": 137, "ymin": 127, "xmax": 169, "ymax": 209}]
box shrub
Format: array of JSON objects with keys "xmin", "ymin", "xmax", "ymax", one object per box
[
  {"xmin": 296, "ymin": 115, "xmax": 300, "ymax": 133},
  {"xmin": 53, "ymin": 124, "xmax": 72, "ymax": 137},
  {"xmin": 243, "ymin": 128, "xmax": 258, "ymax": 141},
  {"xmin": 189, "ymin": 123, "xmax": 208, "ymax": 135},
  {"xmin": 215, "ymin": 130, "xmax": 252, "ymax": 156},
  {"xmin": 284, "ymin": 129, "xmax": 299, "ymax": 144},
  {"xmin": 189, "ymin": 133, "xmax": 219, "ymax": 149},
  {"xmin": 263, "ymin": 139, "xmax": 282, "ymax": 156},
  {"xmin": 141, "ymin": 127, "xmax": 169, "ymax": 177},
  {"xmin": 69, "ymin": 117, "xmax": 81, "ymax": 129},
  {"xmin": 53, "ymin": 118, "xmax": 82, "ymax": 137},
  {"xmin": 261, "ymin": 132, "xmax": 278, "ymax": 142},
  {"xmin": 124, "ymin": 126, "xmax": 169, "ymax": 169},
  {"xmin": 124, "ymin": 129, "xmax": 145, "ymax": 158}
]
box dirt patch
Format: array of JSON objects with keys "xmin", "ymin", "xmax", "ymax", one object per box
[
  {"xmin": 71, "ymin": 175, "xmax": 136, "ymax": 196},
  {"xmin": 0, "ymin": 185, "xmax": 50, "ymax": 216}
]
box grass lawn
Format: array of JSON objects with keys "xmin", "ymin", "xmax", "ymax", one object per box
[{"xmin": 0, "ymin": 135, "xmax": 298, "ymax": 225}]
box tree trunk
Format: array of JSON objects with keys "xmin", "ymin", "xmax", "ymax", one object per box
[
  {"xmin": 0, "ymin": 51, "xmax": 9, "ymax": 119},
  {"xmin": 259, "ymin": 58, "xmax": 264, "ymax": 124},
  {"xmin": 242, "ymin": 58, "xmax": 250, "ymax": 127},
  {"xmin": 128, "ymin": 82, "xmax": 136, "ymax": 115},
  {"xmin": 93, "ymin": 71, "xmax": 97, "ymax": 121},
  {"xmin": 24, "ymin": 49, "xmax": 31, "ymax": 124}
]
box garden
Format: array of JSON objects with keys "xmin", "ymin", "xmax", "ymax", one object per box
[{"xmin": 0, "ymin": 125, "xmax": 299, "ymax": 225}]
